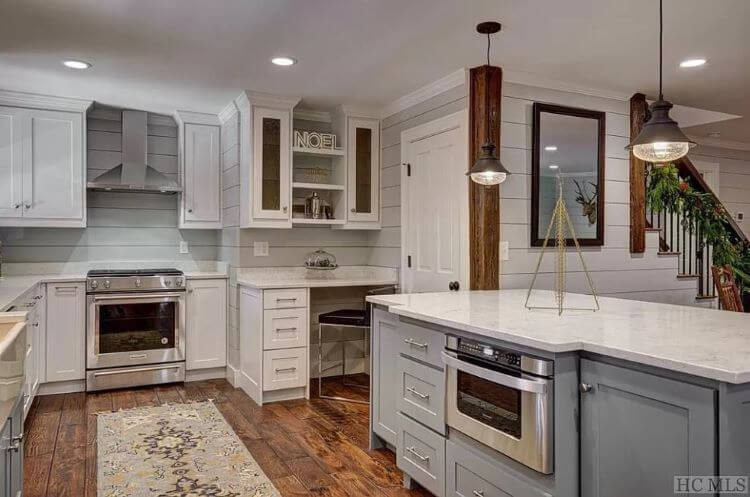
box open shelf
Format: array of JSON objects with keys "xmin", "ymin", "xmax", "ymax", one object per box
[
  {"xmin": 292, "ymin": 146, "xmax": 345, "ymax": 157},
  {"xmin": 292, "ymin": 182, "xmax": 345, "ymax": 191},
  {"xmin": 292, "ymin": 217, "xmax": 346, "ymax": 225}
]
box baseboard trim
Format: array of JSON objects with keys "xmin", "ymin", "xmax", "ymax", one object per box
[
  {"xmin": 39, "ymin": 380, "xmax": 85, "ymax": 395},
  {"xmin": 226, "ymin": 364, "xmax": 239, "ymax": 387},
  {"xmin": 185, "ymin": 367, "xmax": 227, "ymax": 382}
]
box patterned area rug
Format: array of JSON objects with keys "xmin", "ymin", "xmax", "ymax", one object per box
[{"xmin": 97, "ymin": 401, "xmax": 280, "ymax": 497}]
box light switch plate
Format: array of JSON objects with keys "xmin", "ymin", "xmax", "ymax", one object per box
[
  {"xmin": 254, "ymin": 241, "xmax": 269, "ymax": 257},
  {"xmin": 500, "ymin": 241, "xmax": 509, "ymax": 261},
  {"xmin": 179, "ymin": 241, "xmax": 189, "ymax": 254}
]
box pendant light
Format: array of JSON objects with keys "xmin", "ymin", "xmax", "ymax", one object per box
[
  {"xmin": 627, "ymin": 0, "xmax": 695, "ymax": 163},
  {"xmin": 467, "ymin": 21, "xmax": 510, "ymax": 186}
]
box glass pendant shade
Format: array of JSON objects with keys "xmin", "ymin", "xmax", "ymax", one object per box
[
  {"xmin": 627, "ymin": 100, "xmax": 696, "ymax": 163},
  {"xmin": 468, "ymin": 143, "xmax": 509, "ymax": 185}
]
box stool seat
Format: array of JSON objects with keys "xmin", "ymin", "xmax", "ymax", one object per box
[{"xmin": 318, "ymin": 309, "xmax": 368, "ymax": 327}]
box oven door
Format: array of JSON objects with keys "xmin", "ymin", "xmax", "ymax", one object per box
[
  {"xmin": 442, "ymin": 350, "xmax": 554, "ymax": 474},
  {"xmin": 87, "ymin": 292, "xmax": 186, "ymax": 369}
]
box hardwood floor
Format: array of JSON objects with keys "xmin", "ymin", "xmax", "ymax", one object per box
[{"xmin": 23, "ymin": 377, "xmax": 431, "ymax": 497}]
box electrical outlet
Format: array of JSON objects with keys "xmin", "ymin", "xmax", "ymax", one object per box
[
  {"xmin": 179, "ymin": 241, "xmax": 189, "ymax": 254},
  {"xmin": 500, "ymin": 241, "xmax": 509, "ymax": 261},
  {"xmin": 738, "ymin": 212, "xmax": 744, "ymax": 221},
  {"xmin": 254, "ymin": 241, "xmax": 269, "ymax": 257}
]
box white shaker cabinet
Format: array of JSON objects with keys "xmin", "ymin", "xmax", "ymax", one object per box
[
  {"xmin": 347, "ymin": 117, "xmax": 380, "ymax": 224},
  {"xmin": 235, "ymin": 91, "xmax": 300, "ymax": 228},
  {"xmin": 175, "ymin": 111, "xmax": 222, "ymax": 229},
  {"xmin": 45, "ymin": 282, "xmax": 86, "ymax": 382},
  {"xmin": 0, "ymin": 99, "xmax": 90, "ymax": 227},
  {"xmin": 186, "ymin": 278, "xmax": 227, "ymax": 370}
]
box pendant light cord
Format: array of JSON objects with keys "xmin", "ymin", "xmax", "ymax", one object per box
[
  {"xmin": 487, "ymin": 33, "xmax": 491, "ymax": 66},
  {"xmin": 659, "ymin": 0, "xmax": 664, "ymax": 100}
]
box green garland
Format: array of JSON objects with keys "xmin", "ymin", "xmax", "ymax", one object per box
[{"xmin": 646, "ymin": 163, "xmax": 750, "ymax": 293}]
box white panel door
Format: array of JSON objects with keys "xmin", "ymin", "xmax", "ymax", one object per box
[
  {"xmin": 186, "ymin": 278, "xmax": 227, "ymax": 369},
  {"xmin": 183, "ymin": 123, "xmax": 222, "ymax": 227},
  {"xmin": 23, "ymin": 109, "xmax": 83, "ymax": 220},
  {"xmin": 401, "ymin": 111, "xmax": 469, "ymax": 293},
  {"xmin": 0, "ymin": 107, "xmax": 25, "ymax": 218},
  {"xmin": 45, "ymin": 282, "xmax": 86, "ymax": 382},
  {"xmin": 252, "ymin": 107, "xmax": 291, "ymax": 221}
]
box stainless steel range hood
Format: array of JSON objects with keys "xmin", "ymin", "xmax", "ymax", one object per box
[{"xmin": 87, "ymin": 110, "xmax": 182, "ymax": 194}]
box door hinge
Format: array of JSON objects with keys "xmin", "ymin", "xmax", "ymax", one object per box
[
  {"xmin": 407, "ymin": 255, "xmax": 412, "ymax": 268},
  {"xmin": 403, "ymin": 162, "xmax": 411, "ymax": 177}
]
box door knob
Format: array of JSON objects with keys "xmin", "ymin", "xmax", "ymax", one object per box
[
  {"xmin": 580, "ymin": 383, "xmax": 593, "ymax": 393},
  {"xmin": 448, "ymin": 281, "xmax": 460, "ymax": 291}
]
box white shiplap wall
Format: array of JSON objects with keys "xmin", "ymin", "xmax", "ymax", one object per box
[
  {"xmin": 374, "ymin": 79, "xmax": 699, "ymax": 304},
  {"xmin": 0, "ymin": 112, "xmax": 219, "ymax": 263},
  {"xmin": 691, "ymin": 144, "xmax": 750, "ymax": 238}
]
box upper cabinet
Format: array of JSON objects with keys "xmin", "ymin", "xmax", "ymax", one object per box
[
  {"xmin": 175, "ymin": 111, "xmax": 222, "ymax": 229},
  {"xmin": 0, "ymin": 93, "xmax": 91, "ymax": 228},
  {"xmin": 235, "ymin": 91, "xmax": 300, "ymax": 228},
  {"xmin": 346, "ymin": 115, "xmax": 380, "ymax": 226}
]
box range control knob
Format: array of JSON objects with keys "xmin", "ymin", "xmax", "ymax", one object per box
[
  {"xmin": 175, "ymin": 279, "xmax": 184, "ymax": 287},
  {"xmin": 135, "ymin": 279, "xmax": 142, "ymax": 288},
  {"xmin": 164, "ymin": 279, "xmax": 172, "ymax": 287},
  {"xmin": 90, "ymin": 280, "xmax": 99, "ymax": 289},
  {"xmin": 104, "ymin": 280, "xmax": 111, "ymax": 289}
]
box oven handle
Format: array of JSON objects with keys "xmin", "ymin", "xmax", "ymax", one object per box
[
  {"xmin": 92, "ymin": 365, "xmax": 182, "ymax": 377},
  {"xmin": 92, "ymin": 293, "xmax": 183, "ymax": 301},
  {"xmin": 441, "ymin": 351, "xmax": 549, "ymax": 395}
]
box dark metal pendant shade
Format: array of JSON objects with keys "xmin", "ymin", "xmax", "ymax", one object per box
[
  {"xmin": 627, "ymin": 99, "xmax": 696, "ymax": 163},
  {"xmin": 467, "ymin": 143, "xmax": 509, "ymax": 185}
]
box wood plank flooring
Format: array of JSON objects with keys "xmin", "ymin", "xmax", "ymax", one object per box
[{"xmin": 23, "ymin": 377, "xmax": 431, "ymax": 497}]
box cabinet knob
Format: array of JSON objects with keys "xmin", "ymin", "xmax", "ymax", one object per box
[
  {"xmin": 580, "ymin": 382, "xmax": 593, "ymax": 393},
  {"xmin": 282, "ymin": 206, "xmax": 288, "ymax": 213},
  {"xmin": 13, "ymin": 203, "xmax": 20, "ymax": 209},
  {"xmin": 24, "ymin": 203, "xmax": 31, "ymax": 209},
  {"xmin": 188, "ymin": 208, "xmax": 193, "ymax": 213},
  {"xmin": 350, "ymin": 208, "xmax": 356, "ymax": 213}
]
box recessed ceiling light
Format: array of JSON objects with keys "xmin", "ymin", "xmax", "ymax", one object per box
[
  {"xmin": 544, "ymin": 145, "xmax": 558, "ymax": 151},
  {"xmin": 62, "ymin": 59, "xmax": 92, "ymax": 70},
  {"xmin": 271, "ymin": 56, "xmax": 297, "ymax": 67},
  {"xmin": 548, "ymin": 164, "xmax": 559, "ymax": 170},
  {"xmin": 679, "ymin": 58, "xmax": 706, "ymax": 68}
]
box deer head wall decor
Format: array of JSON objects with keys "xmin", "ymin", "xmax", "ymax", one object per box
[{"xmin": 572, "ymin": 179, "xmax": 598, "ymax": 225}]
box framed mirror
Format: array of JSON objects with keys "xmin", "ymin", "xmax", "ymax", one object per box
[{"xmin": 531, "ymin": 103, "xmax": 605, "ymax": 246}]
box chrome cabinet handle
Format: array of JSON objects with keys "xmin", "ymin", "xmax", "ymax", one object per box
[
  {"xmin": 473, "ymin": 491, "xmax": 484, "ymax": 497},
  {"xmin": 406, "ymin": 446, "xmax": 429, "ymax": 462},
  {"xmin": 32, "ymin": 322, "xmax": 39, "ymax": 327},
  {"xmin": 580, "ymin": 383, "xmax": 593, "ymax": 393},
  {"xmin": 406, "ymin": 386, "xmax": 429, "ymax": 400},
  {"xmin": 8, "ymin": 433, "xmax": 23, "ymax": 453},
  {"xmin": 276, "ymin": 327, "xmax": 297, "ymax": 332},
  {"xmin": 275, "ymin": 367, "xmax": 297, "ymax": 373},
  {"xmin": 276, "ymin": 297, "xmax": 297, "ymax": 302},
  {"xmin": 403, "ymin": 338, "xmax": 427, "ymax": 349}
]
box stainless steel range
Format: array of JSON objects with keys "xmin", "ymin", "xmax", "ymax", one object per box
[{"xmin": 86, "ymin": 268, "xmax": 186, "ymax": 391}]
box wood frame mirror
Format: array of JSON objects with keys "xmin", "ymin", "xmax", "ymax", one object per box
[{"xmin": 531, "ymin": 103, "xmax": 606, "ymax": 246}]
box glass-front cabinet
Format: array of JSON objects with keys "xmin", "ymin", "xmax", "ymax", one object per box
[
  {"xmin": 346, "ymin": 117, "xmax": 380, "ymax": 224},
  {"xmin": 253, "ymin": 107, "xmax": 291, "ymax": 221}
]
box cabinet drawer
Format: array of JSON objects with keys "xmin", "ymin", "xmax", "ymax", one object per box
[
  {"xmin": 397, "ymin": 413, "xmax": 445, "ymax": 497},
  {"xmin": 446, "ymin": 440, "xmax": 551, "ymax": 497},
  {"xmin": 398, "ymin": 356, "xmax": 445, "ymax": 434},
  {"xmin": 263, "ymin": 347, "xmax": 307, "ymax": 391},
  {"xmin": 263, "ymin": 308, "xmax": 308, "ymax": 350},
  {"xmin": 264, "ymin": 288, "xmax": 307, "ymax": 310},
  {"xmin": 398, "ymin": 321, "xmax": 445, "ymax": 368}
]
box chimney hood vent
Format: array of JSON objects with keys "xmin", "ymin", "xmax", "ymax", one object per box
[{"xmin": 87, "ymin": 110, "xmax": 182, "ymax": 194}]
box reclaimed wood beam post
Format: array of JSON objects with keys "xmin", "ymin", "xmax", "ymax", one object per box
[
  {"xmin": 630, "ymin": 93, "xmax": 649, "ymax": 253},
  {"xmin": 469, "ymin": 65, "xmax": 502, "ymax": 290}
]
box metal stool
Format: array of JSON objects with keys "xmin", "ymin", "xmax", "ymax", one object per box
[{"xmin": 317, "ymin": 286, "xmax": 396, "ymax": 403}]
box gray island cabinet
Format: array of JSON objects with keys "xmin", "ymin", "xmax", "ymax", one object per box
[{"xmin": 367, "ymin": 290, "xmax": 750, "ymax": 497}]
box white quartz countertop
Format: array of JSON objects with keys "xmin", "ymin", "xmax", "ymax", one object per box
[
  {"xmin": 237, "ymin": 266, "xmax": 398, "ymax": 289},
  {"xmin": 367, "ymin": 289, "xmax": 750, "ymax": 384}
]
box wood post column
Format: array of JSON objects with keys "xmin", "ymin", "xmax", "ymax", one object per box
[
  {"xmin": 629, "ymin": 93, "xmax": 648, "ymax": 253},
  {"xmin": 469, "ymin": 65, "xmax": 502, "ymax": 290}
]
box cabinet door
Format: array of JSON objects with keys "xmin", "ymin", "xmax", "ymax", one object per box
[
  {"xmin": 580, "ymin": 359, "xmax": 716, "ymax": 497},
  {"xmin": 45, "ymin": 283, "xmax": 86, "ymax": 382},
  {"xmin": 253, "ymin": 107, "xmax": 290, "ymax": 220},
  {"xmin": 182, "ymin": 123, "xmax": 222, "ymax": 228},
  {"xmin": 239, "ymin": 286, "xmax": 263, "ymax": 404},
  {"xmin": 23, "ymin": 306, "xmax": 38, "ymax": 418},
  {"xmin": 8, "ymin": 398, "xmax": 22, "ymax": 497},
  {"xmin": 186, "ymin": 279, "xmax": 227, "ymax": 370},
  {"xmin": 22, "ymin": 109, "xmax": 84, "ymax": 221},
  {"xmin": 371, "ymin": 308, "xmax": 401, "ymax": 446},
  {"xmin": 347, "ymin": 117, "xmax": 379, "ymax": 222},
  {"xmin": 0, "ymin": 107, "xmax": 25, "ymax": 218},
  {"xmin": 0, "ymin": 417, "xmax": 9, "ymax": 497}
]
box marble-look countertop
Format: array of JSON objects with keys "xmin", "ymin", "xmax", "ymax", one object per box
[
  {"xmin": 237, "ymin": 266, "xmax": 398, "ymax": 289},
  {"xmin": 367, "ymin": 289, "xmax": 750, "ymax": 384}
]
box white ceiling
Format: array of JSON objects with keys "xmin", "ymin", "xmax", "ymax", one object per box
[{"xmin": 1, "ymin": 0, "xmax": 749, "ymax": 141}]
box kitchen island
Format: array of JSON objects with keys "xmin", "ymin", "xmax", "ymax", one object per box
[{"xmin": 367, "ymin": 289, "xmax": 750, "ymax": 497}]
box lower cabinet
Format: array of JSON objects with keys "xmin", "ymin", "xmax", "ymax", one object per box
[
  {"xmin": 0, "ymin": 396, "xmax": 24, "ymax": 497},
  {"xmin": 45, "ymin": 282, "xmax": 86, "ymax": 382},
  {"xmin": 397, "ymin": 413, "xmax": 445, "ymax": 497},
  {"xmin": 371, "ymin": 308, "xmax": 401, "ymax": 446},
  {"xmin": 186, "ymin": 278, "xmax": 227, "ymax": 370},
  {"xmin": 580, "ymin": 359, "xmax": 716, "ymax": 497}
]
